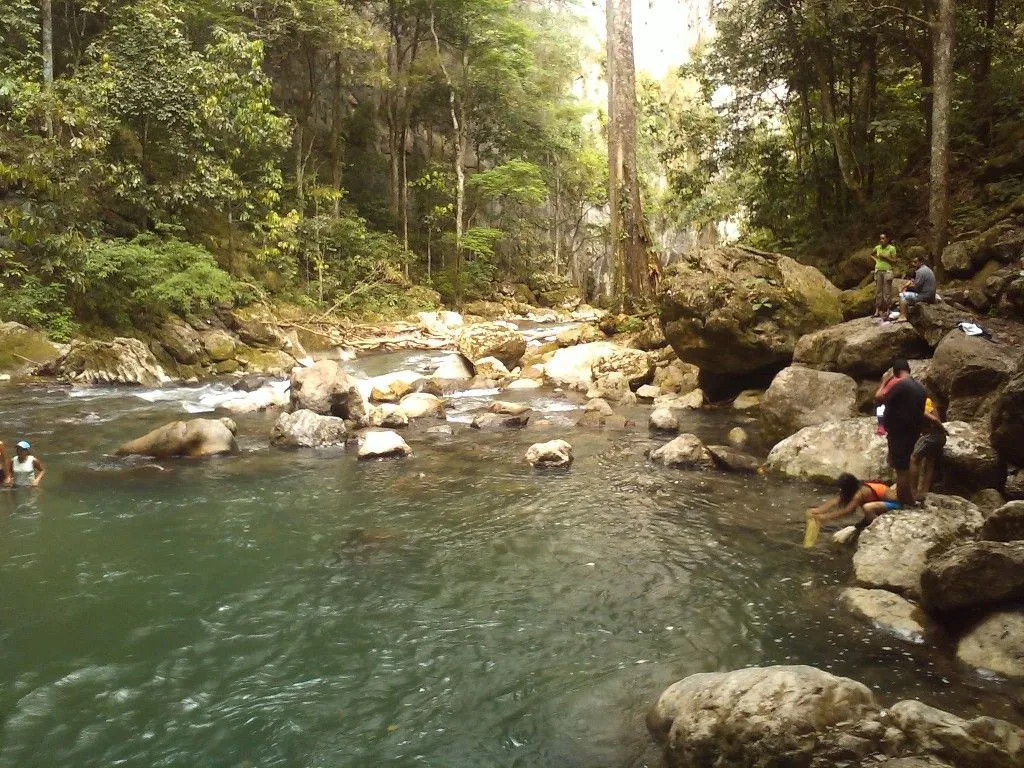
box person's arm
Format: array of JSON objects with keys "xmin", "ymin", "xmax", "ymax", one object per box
[
  {"xmin": 874, "ymin": 372, "xmax": 894, "ymax": 403},
  {"xmin": 808, "ymin": 496, "xmax": 838, "ymax": 521},
  {"xmin": 30, "ymin": 458, "xmax": 45, "ymax": 487},
  {"xmin": 813, "ymin": 489, "xmax": 865, "ymax": 522},
  {"xmin": 923, "ymin": 409, "xmax": 943, "ymax": 427}
]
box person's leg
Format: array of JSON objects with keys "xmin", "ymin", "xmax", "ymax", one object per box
[
  {"xmin": 874, "ymin": 271, "xmax": 885, "ymax": 316},
  {"xmin": 889, "ymin": 432, "xmax": 917, "ymax": 506},
  {"xmin": 882, "ymin": 272, "xmax": 892, "ymax": 315},
  {"xmin": 919, "ymin": 455, "xmax": 937, "ymax": 498}
]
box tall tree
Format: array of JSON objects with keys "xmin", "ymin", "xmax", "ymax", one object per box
[
  {"xmin": 41, "ymin": 0, "xmax": 53, "ymax": 136},
  {"xmin": 606, "ymin": 0, "xmax": 651, "ymax": 308},
  {"xmin": 928, "ymin": 0, "xmax": 955, "ymax": 265}
]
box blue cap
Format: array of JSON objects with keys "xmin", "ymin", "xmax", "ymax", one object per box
[{"xmin": 16, "ymin": 440, "xmax": 29, "ymax": 450}]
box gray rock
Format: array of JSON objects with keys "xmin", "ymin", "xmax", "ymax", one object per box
[
  {"xmin": 941, "ymin": 238, "xmax": 983, "ymax": 276},
  {"xmin": 972, "ymin": 488, "xmax": 1007, "ymax": 515},
  {"xmin": 888, "ymin": 698, "xmax": 1024, "ymax": 767},
  {"xmin": 920, "ymin": 541, "xmax": 1024, "ymax": 612},
  {"xmin": 232, "ymin": 373, "xmax": 267, "ymax": 392},
  {"xmin": 270, "ymin": 409, "xmax": 347, "ymax": 448},
  {"xmin": 525, "ymin": 439, "xmax": 573, "ymax": 468},
  {"xmin": 584, "ymin": 397, "xmax": 614, "ymax": 417},
  {"xmin": 357, "ymin": 430, "xmax": 411, "ymax": 459},
  {"xmin": 907, "ymin": 301, "xmax": 972, "ymax": 348},
  {"xmin": 727, "ymin": 426, "xmax": 749, "ymax": 447},
  {"xmin": 155, "ymin": 315, "xmax": 203, "ymax": 364},
  {"xmin": 367, "ymin": 370, "xmax": 424, "ymax": 402},
  {"xmin": 853, "ymin": 495, "xmax": 984, "ymax": 598},
  {"xmin": 764, "ymin": 417, "xmax": 890, "ymax": 484},
  {"xmin": 982, "ymin": 501, "xmax": 1024, "ymax": 541},
  {"xmin": 940, "ymin": 421, "xmax": 1005, "ymax": 493},
  {"xmin": 956, "ymin": 610, "xmax": 1024, "ymax": 678},
  {"xmin": 456, "ymin": 322, "xmax": 526, "ymax": 368},
  {"xmin": 289, "ymin": 360, "xmax": 367, "ymax": 425},
  {"xmin": 649, "ymin": 407, "xmax": 680, "ymax": 433},
  {"xmin": 369, "ymin": 404, "xmax": 410, "ymax": 428},
  {"xmin": 652, "ymin": 358, "xmax": 700, "ymax": 394},
  {"xmin": 591, "ymin": 347, "xmax": 654, "ymax": 387},
  {"xmin": 201, "ymin": 329, "xmax": 236, "ymax": 362},
  {"xmin": 706, "ymin": 445, "xmax": 761, "ymax": 473},
  {"xmin": 116, "ymin": 417, "xmax": 238, "ymax": 458},
  {"xmin": 793, "ymin": 316, "xmax": 929, "ymax": 378},
  {"xmin": 991, "ymin": 363, "xmax": 1024, "ymax": 467},
  {"xmin": 57, "ymin": 338, "xmax": 170, "ymax": 387},
  {"xmin": 731, "ymin": 389, "xmax": 763, "ymax": 410},
  {"xmin": 761, "ymin": 365, "xmax": 859, "ymax": 443},
  {"xmin": 636, "ymin": 384, "xmax": 661, "ymax": 401},
  {"xmin": 921, "ymin": 332, "xmax": 1018, "ymax": 420},
  {"xmin": 840, "ymin": 588, "xmax": 935, "ymax": 644},
  {"xmin": 471, "ymin": 412, "xmax": 529, "ymax": 430},
  {"xmin": 398, "ymin": 393, "xmax": 445, "ymax": 419},
  {"xmin": 650, "ymin": 434, "xmax": 714, "ymax": 469},
  {"xmin": 488, "ymin": 400, "xmax": 531, "ymax": 416},
  {"xmin": 1006, "ymin": 469, "xmax": 1024, "ymax": 500},
  {"xmin": 432, "ymin": 353, "xmax": 474, "ymax": 381}
]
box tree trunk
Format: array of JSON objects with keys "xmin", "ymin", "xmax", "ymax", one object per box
[
  {"xmin": 330, "ymin": 53, "xmax": 343, "ymax": 218},
  {"xmin": 42, "ymin": 0, "xmax": 53, "ymax": 137},
  {"xmin": 606, "ymin": 0, "xmax": 651, "ymax": 310},
  {"xmin": 430, "ymin": 8, "xmax": 464, "ymax": 282},
  {"xmin": 928, "ymin": 0, "xmax": 955, "ymax": 266}
]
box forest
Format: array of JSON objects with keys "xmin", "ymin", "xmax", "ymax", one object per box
[{"xmin": 1, "ymin": 0, "xmax": 1023, "ymax": 339}]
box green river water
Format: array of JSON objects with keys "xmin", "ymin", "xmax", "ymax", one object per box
[{"xmin": 1, "ymin": 347, "xmax": 1021, "ymax": 767}]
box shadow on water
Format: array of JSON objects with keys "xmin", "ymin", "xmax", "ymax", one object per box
[{"xmin": 0, "ymin": 375, "xmax": 1021, "ymax": 767}]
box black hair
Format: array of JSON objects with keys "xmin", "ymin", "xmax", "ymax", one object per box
[
  {"xmin": 892, "ymin": 358, "xmax": 910, "ymax": 374},
  {"xmin": 837, "ymin": 473, "xmax": 861, "ymax": 506}
]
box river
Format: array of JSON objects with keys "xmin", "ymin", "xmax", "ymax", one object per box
[{"xmin": 1, "ymin": 346, "xmax": 1021, "ymax": 767}]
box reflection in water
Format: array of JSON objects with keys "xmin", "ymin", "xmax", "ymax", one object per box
[{"xmin": 0, "ymin": 377, "xmax": 1021, "ymax": 768}]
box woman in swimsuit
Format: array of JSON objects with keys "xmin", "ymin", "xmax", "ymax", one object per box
[
  {"xmin": 11, "ymin": 440, "xmax": 44, "ymax": 488},
  {"xmin": 808, "ymin": 472, "xmax": 901, "ymax": 525}
]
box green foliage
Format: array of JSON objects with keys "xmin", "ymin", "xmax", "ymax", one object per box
[{"xmin": 77, "ymin": 237, "xmax": 239, "ymax": 329}]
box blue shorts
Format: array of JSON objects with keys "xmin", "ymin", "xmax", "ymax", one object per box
[{"xmin": 881, "ymin": 500, "xmax": 902, "ymax": 511}]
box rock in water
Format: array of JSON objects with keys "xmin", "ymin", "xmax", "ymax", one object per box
[
  {"xmin": 763, "ymin": 417, "xmax": 889, "ymax": 483},
  {"xmin": 357, "ymin": 430, "xmax": 411, "ymax": 459},
  {"xmin": 369, "ymin": 404, "xmax": 410, "ymax": 428},
  {"xmin": 956, "ymin": 611, "xmax": 1024, "ymax": 678},
  {"xmin": 887, "ymin": 698, "xmax": 1024, "ymax": 766},
  {"xmin": 792, "ymin": 316, "xmax": 929, "ymax": 378},
  {"xmin": 472, "ymin": 356, "xmax": 510, "ymax": 379},
  {"xmin": 431, "ymin": 353, "xmax": 474, "ymax": 381},
  {"xmin": 543, "ymin": 341, "xmax": 621, "ymax": 390},
  {"xmin": 525, "ymin": 439, "xmax": 573, "ymax": 468},
  {"xmin": 853, "ymin": 494, "xmax": 984, "ymax": 598},
  {"xmin": 116, "ymin": 418, "xmax": 238, "ymax": 458},
  {"xmin": 650, "ymin": 434, "xmax": 715, "ymax": 469},
  {"xmin": 920, "ymin": 540, "xmax": 1024, "ymax": 612},
  {"xmin": 270, "ymin": 409, "xmax": 347, "ymax": 448},
  {"xmin": 591, "ymin": 348, "xmax": 654, "ymax": 388},
  {"xmin": 727, "ymin": 426, "xmax": 748, "ymax": 447},
  {"xmin": 705, "ymin": 445, "xmax": 761, "ymax": 473},
  {"xmin": 648, "ymin": 407, "xmax": 679, "ymax": 433},
  {"xmin": 840, "ymin": 588, "xmax": 935, "ymax": 644},
  {"xmin": 489, "ymin": 401, "xmax": 531, "ymax": 416},
  {"xmin": 647, "ymin": 666, "xmax": 878, "ymax": 766},
  {"xmin": 398, "ymin": 393, "xmax": 445, "ymax": 419},
  {"xmin": 456, "ymin": 322, "xmax": 526, "ymax": 368},
  {"xmin": 471, "ymin": 413, "xmax": 529, "ymax": 430},
  {"xmin": 366, "ymin": 370, "xmax": 424, "ymax": 403},
  {"xmin": 289, "ymin": 360, "xmax": 367, "ymax": 424},
  {"xmin": 659, "ymin": 246, "xmax": 842, "ymax": 377},
  {"xmin": 760, "ymin": 365, "xmax": 859, "ymax": 443},
  {"xmin": 57, "ymin": 338, "xmax": 170, "ymax": 387}
]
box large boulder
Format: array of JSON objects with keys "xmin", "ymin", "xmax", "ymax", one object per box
[
  {"xmin": 398, "ymin": 392, "xmax": 445, "ymax": 419},
  {"xmin": 289, "ymin": 360, "xmax": 367, "ymax": 424},
  {"xmin": 990, "ymin": 363, "xmax": 1024, "ymax": 467},
  {"xmin": 763, "ymin": 417, "xmax": 889, "ymax": 484},
  {"xmin": 431, "ymin": 353, "xmax": 474, "ymax": 381},
  {"xmin": 980, "ymin": 500, "xmax": 1024, "ymax": 541},
  {"xmin": 940, "ymin": 421, "xmax": 1005, "ymax": 493},
  {"xmin": 555, "ymin": 323, "xmax": 604, "ymax": 347},
  {"xmin": 920, "ymin": 541, "xmax": 1024, "ymax": 612},
  {"xmin": 922, "ymin": 332, "xmax": 1019, "ymax": 420},
  {"xmin": 792, "ymin": 317, "xmax": 929, "ymax": 378},
  {"xmin": 956, "ymin": 611, "xmax": 1024, "ymax": 678},
  {"xmin": 760, "ymin": 365, "xmax": 859, "ymax": 443},
  {"xmin": 653, "ymin": 358, "xmax": 700, "ymax": 395},
  {"xmin": 650, "ymin": 434, "xmax": 715, "ymax": 469},
  {"xmin": 906, "ymin": 301, "xmax": 971, "ymax": 348},
  {"xmin": 647, "ymin": 666, "xmax": 878, "ymax": 768},
  {"xmin": 591, "ymin": 347, "xmax": 654, "ymax": 388},
  {"xmin": 840, "ymin": 588, "xmax": 935, "ymax": 644},
  {"xmin": 887, "ymin": 699, "xmax": 1024, "ymax": 768},
  {"xmin": 200, "ymin": 329, "xmax": 236, "ymax": 362},
  {"xmin": 270, "ymin": 409, "xmax": 347, "ymax": 448},
  {"xmin": 154, "ymin": 315, "xmax": 203, "ymax": 364},
  {"xmin": 941, "ymin": 238, "xmax": 984, "ymax": 276},
  {"xmin": 660, "ymin": 246, "xmax": 842, "ymax": 376},
  {"xmin": 57, "ymin": 338, "xmax": 170, "ymax": 386},
  {"xmin": 525, "ymin": 439, "xmax": 573, "ymax": 468},
  {"xmin": 852, "ymin": 495, "xmax": 984, "ymax": 598},
  {"xmin": 544, "ymin": 341, "xmax": 621, "ymax": 390},
  {"xmin": 455, "ymin": 322, "xmax": 526, "ymax": 368},
  {"xmin": 116, "ymin": 417, "xmax": 238, "ymax": 458},
  {"xmin": 357, "ymin": 430, "xmax": 411, "ymax": 459}
]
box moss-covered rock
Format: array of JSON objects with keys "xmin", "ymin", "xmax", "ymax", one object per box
[{"xmin": 0, "ymin": 322, "xmax": 59, "ymax": 372}]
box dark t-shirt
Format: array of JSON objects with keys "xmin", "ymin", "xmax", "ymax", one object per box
[{"xmin": 882, "ymin": 377, "xmax": 927, "ymax": 435}]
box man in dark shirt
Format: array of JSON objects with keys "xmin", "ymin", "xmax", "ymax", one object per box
[
  {"xmin": 876, "ymin": 358, "xmax": 927, "ymax": 505},
  {"xmin": 897, "ymin": 256, "xmax": 937, "ymax": 320}
]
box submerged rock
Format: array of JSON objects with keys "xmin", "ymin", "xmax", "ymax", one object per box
[
  {"xmin": 650, "ymin": 434, "xmax": 714, "ymax": 469},
  {"xmin": 853, "ymin": 495, "xmax": 984, "ymax": 598},
  {"xmin": 727, "ymin": 426, "xmax": 749, "ymax": 447},
  {"xmin": 56, "ymin": 338, "xmax": 170, "ymax": 387},
  {"xmin": 525, "ymin": 439, "xmax": 573, "ymax": 468},
  {"xmin": 956, "ymin": 610, "xmax": 1024, "ymax": 678},
  {"xmin": 357, "ymin": 430, "xmax": 411, "ymax": 459},
  {"xmin": 763, "ymin": 417, "xmax": 889, "ymax": 484},
  {"xmin": 705, "ymin": 445, "xmax": 760, "ymax": 473},
  {"xmin": 840, "ymin": 587, "xmax": 935, "ymax": 644},
  {"xmin": 920, "ymin": 540, "xmax": 1024, "ymax": 612},
  {"xmin": 270, "ymin": 409, "xmax": 347, "ymax": 448},
  {"xmin": 116, "ymin": 417, "xmax": 238, "ymax": 458},
  {"xmin": 456, "ymin": 322, "xmax": 526, "ymax": 368},
  {"xmin": 660, "ymin": 246, "xmax": 842, "ymax": 376},
  {"xmin": 648, "ymin": 407, "xmax": 680, "ymax": 433},
  {"xmin": 760, "ymin": 365, "xmax": 859, "ymax": 443},
  {"xmin": 793, "ymin": 316, "xmax": 929, "ymax": 378}
]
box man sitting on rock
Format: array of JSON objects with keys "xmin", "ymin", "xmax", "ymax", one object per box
[
  {"xmin": 896, "ymin": 255, "xmax": 936, "ymax": 321},
  {"xmin": 876, "ymin": 359, "xmax": 927, "ymax": 506}
]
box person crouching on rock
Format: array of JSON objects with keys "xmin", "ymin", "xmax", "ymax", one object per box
[
  {"xmin": 910, "ymin": 397, "xmax": 946, "ymax": 502},
  {"xmin": 877, "ymin": 359, "xmax": 926, "ymax": 506},
  {"xmin": 808, "ymin": 473, "xmax": 901, "ymax": 526}
]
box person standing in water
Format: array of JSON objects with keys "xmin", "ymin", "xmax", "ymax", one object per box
[
  {"xmin": 872, "ymin": 233, "xmax": 896, "ymax": 318},
  {"xmin": 11, "ymin": 440, "xmax": 45, "ymax": 487}
]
